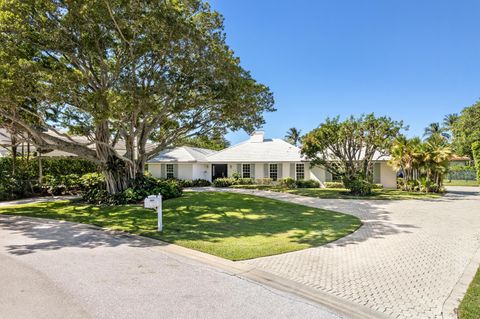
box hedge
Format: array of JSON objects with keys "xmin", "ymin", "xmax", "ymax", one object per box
[
  {"xmin": 0, "ymin": 157, "xmax": 98, "ymax": 180},
  {"xmin": 472, "ymin": 142, "xmax": 480, "ymax": 182}
]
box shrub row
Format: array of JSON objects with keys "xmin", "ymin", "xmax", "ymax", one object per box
[
  {"xmin": 278, "ymin": 177, "xmax": 320, "ymax": 189},
  {"xmin": 82, "ymin": 174, "xmax": 183, "ymax": 205},
  {"xmin": 212, "ymin": 176, "xmax": 321, "ymax": 189},
  {"xmin": 472, "ymin": 142, "xmax": 480, "ymax": 182},
  {"xmin": 177, "ymin": 179, "xmax": 211, "ymax": 187},
  {"xmin": 212, "ymin": 177, "xmax": 254, "ymax": 187}
]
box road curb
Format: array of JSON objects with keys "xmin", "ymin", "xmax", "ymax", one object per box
[{"xmin": 442, "ymin": 244, "xmax": 480, "ymax": 319}]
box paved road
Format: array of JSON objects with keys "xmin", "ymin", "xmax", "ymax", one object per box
[
  {"xmin": 0, "ymin": 215, "xmax": 343, "ymax": 319},
  {"xmin": 198, "ymin": 186, "xmax": 480, "ymax": 319}
]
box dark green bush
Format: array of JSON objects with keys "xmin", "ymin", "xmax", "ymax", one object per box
[
  {"xmin": 473, "ymin": 142, "xmax": 480, "ymax": 182},
  {"xmin": 212, "ymin": 177, "xmax": 253, "ymax": 187},
  {"xmin": 0, "ymin": 157, "xmax": 98, "ymax": 201},
  {"xmin": 81, "ymin": 175, "xmax": 182, "ymax": 205},
  {"xmin": 213, "ymin": 177, "xmax": 236, "ymax": 187},
  {"xmin": 295, "ymin": 179, "xmax": 320, "ymax": 188},
  {"xmin": 43, "ymin": 174, "xmax": 82, "ymax": 195},
  {"xmin": 178, "ymin": 179, "xmax": 211, "ymax": 187},
  {"xmin": 279, "ymin": 177, "xmax": 296, "ymax": 189},
  {"xmin": 343, "ymin": 178, "xmax": 372, "ymax": 196}
]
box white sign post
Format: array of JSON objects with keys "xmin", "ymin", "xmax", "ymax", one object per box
[{"xmin": 144, "ymin": 194, "xmax": 163, "ymax": 232}]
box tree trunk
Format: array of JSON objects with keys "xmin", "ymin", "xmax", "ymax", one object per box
[
  {"xmin": 11, "ymin": 135, "xmax": 17, "ymax": 176},
  {"xmin": 38, "ymin": 152, "xmax": 43, "ymax": 185},
  {"xmin": 95, "ymin": 121, "xmax": 133, "ymax": 194}
]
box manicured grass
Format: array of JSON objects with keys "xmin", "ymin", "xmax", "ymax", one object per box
[
  {"xmin": 444, "ymin": 180, "xmax": 479, "ymax": 187},
  {"xmin": 458, "ymin": 267, "xmax": 480, "ymax": 319},
  {"xmin": 0, "ymin": 192, "xmax": 361, "ymax": 260},
  {"xmin": 231, "ymin": 185, "xmax": 442, "ymax": 200}
]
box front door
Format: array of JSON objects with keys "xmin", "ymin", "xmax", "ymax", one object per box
[{"xmin": 212, "ymin": 164, "xmax": 228, "ymax": 180}]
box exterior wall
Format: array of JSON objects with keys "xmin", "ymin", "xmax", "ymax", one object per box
[
  {"xmin": 148, "ymin": 163, "xmax": 162, "ymax": 178},
  {"xmin": 193, "ymin": 163, "xmax": 211, "ymax": 181},
  {"xmin": 176, "ymin": 164, "xmax": 193, "ymax": 180},
  {"xmin": 147, "ymin": 163, "xmax": 193, "ymax": 180},
  {"xmin": 380, "ymin": 162, "xmax": 397, "ymax": 189},
  {"xmin": 310, "ymin": 165, "xmax": 326, "ymax": 186},
  {"xmin": 282, "ymin": 163, "xmax": 290, "ymax": 180},
  {"xmin": 254, "ymin": 163, "xmax": 264, "ymax": 180}
]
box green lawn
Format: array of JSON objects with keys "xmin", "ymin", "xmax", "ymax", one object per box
[
  {"xmin": 444, "ymin": 180, "xmax": 478, "ymax": 187},
  {"xmin": 0, "ymin": 192, "xmax": 361, "ymax": 260},
  {"xmin": 459, "ymin": 267, "xmax": 480, "ymax": 319},
  {"xmin": 231, "ymin": 185, "xmax": 442, "ymax": 200}
]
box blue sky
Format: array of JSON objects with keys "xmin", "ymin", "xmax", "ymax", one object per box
[{"xmin": 209, "ymin": 0, "xmax": 480, "ymax": 144}]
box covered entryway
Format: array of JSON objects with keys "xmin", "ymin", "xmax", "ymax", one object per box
[{"xmin": 212, "ymin": 164, "xmax": 228, "ymax": 180}]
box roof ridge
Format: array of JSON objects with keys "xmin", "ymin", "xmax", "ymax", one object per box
[{"xmin": 204, "ymin": 139, "xmax": 250, "ymax": 158}]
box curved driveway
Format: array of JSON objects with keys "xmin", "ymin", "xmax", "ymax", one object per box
[{"xmin": 206, "ymin": 186, "xmax": 480, "ymax": 319}]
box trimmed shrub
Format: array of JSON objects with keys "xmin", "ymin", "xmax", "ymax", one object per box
[
  {"xmin": 43, "ymin": 174, "xmax": 82, "ymax": 195},
  {"xmin": 236, "ymin": 178, "xmax": 254, "ymax": 185},
  {"xmin": 296, "ymin": 179, "xmax": 320, "ymax": 188},
  {"xmin": 178, "ymin": 179, "xmax": 211, "ymax": 187},
  {"xmin": 324, "ymin": 181, "xmax": 344, "ymax": 188},
  {"xmin": 372, "ymin": 183, "xmax": 384, "ymax": 189},
  {"xmin": 82, "ymin": 175, "xmax": 182, "ymax": 205},
  {"xmin": 473, "ymin": 142, "xmax": 480, "ymax": 182},
  {"xmin": 255, "ymin": 178, "xmax": 273, "ymax": 185},
  {"xmin": 279, "ymin": 177, "xmax": 296, "ymax": 189},
  {"xmin": 213, "ymin": 177, "xmax": 236, "ymax": 187},
  {"xmin": 343, "ymin": 178, "xmax": 373, "ymax": 196},
  {"xmin": 212, "ymin": 177, "xmax": 254, "ymax": 187}
]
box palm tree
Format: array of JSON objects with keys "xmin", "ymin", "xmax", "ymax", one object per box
[
  {"xmin": 443, "ymin": 113, "xmax": 458, "ymax": 129},
  {"xmin": 423, "ymin": 122, "xmax": 450, "ymax": 140},
  {"xmin": 285, "ymin": 127, "xmax": 302, "ymax": 146}
]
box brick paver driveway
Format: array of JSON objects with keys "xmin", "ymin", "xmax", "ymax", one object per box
[{"xmin": 198, "ymin": 186, "xmax": 480, "ymax": 319}]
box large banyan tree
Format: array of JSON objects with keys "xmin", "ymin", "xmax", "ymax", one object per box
[{"xmin": 0, "ymin": 0, "xmax": 274, "ymax": 193}]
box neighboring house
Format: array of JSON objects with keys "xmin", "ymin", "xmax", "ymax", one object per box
[
  {"xmin": 147, "ymin": 131, "xmax": 398, "ymax": 188},
  {"xmin": 449, "ymin": 155, "xmax": 472, "ymax": 167},
  {"xmin": 0, "ymin": 128, "xmax": 155, "ymax": 158}
]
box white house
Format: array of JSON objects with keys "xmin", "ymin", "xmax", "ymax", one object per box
[{"xmin": 147, "ymin": 131, "xmax": 397, "ymax": 188}]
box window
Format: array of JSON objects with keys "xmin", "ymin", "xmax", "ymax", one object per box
[
  {"xmin": 166, "ymin": 164, "xmax": 174, "ymax": 179},
  {"xmin": 296, "ymin": 163, "xmax": 305, "ymax": 180},
  {"xmin": 242, "ymin": 164, "xmax": 251, "ymax": 178},
  {"xmin": 269, "ymin": 163, "xmax": 278, "ymax": 181}
]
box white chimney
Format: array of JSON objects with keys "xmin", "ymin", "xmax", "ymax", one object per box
[{"xmin": 250, "ymin": 131, "xmax": 265, "ymax": 143}]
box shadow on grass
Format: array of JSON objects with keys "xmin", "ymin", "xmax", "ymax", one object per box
[{"xmin": 0, "ymin": 191, "xmax": 426, "ymax": 259}]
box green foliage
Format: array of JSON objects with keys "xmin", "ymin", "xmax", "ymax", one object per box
[
  {"xmin": 472, "ymin": 142, "xmax": 480, "ymax": 182},
  {"xmin": 343, "ymin": 178, "xmax": 373, "ymax": 196},
  {"xmin": 279, "ymin": 177, "xmax": 296, "ymax": 188},
  {"xmin": 458, "ymin": 266, "xmax": 480, "ymax": 319},
  {"xmin": 302, "ymin": 113, "xmax": 403, "ymax": 196},
  {"xmin": 0, "ymin": 157, "xmax": 98, "ymax": 200},
  {"xmin": 177, "ymin": 134, "xmax": 230, "ymax": 151},
  {"xmin": 324, "ymin": 182, "xmax": 344, "ymax": 188},
  {"xmin": 389, "ymin": 135, "xmax": 451, "ymax": 193},
  {"xmin": 452, "ymin": 102, "xmax": 480, "ymax": 158},
  {"xmin": 82, "ymin": 175, "xmax": 182, "ymax": 205},
  {"xmin": 285, "ymin": 127, "xmax": 302, "ymax": 146},
  {"xmin": 177, "ymin": 179, "xmax": 211, "ymax": 187},
  {"xmin": 255, "ymin": 178, "xmax": 273, "ymax": 185},
  {"xmin": 212, "ymin": 177, "xmax": 254, "ymax": 187},
  {"xmin": 0, "ymin": 0, "xmax": 275, "ymax": 194},
  {"xmin": 43, "ymin": 174, "xmax": 81, "ymax": 195},
  {"xmin": 295, "ymin": 179, "xmax": 321, "ymax": 188}
]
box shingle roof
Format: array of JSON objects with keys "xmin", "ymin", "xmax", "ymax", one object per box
[
  {"xmin": 0, "ymin": 128, "xmax": 156, "ymax": 157},
  {"xmin": 206, "ymin": 138, "xmax": 305, "ymax": 162},
  {"xmin": 149, "ymin": 146, "xmax": 218, "ymax": 163}
]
